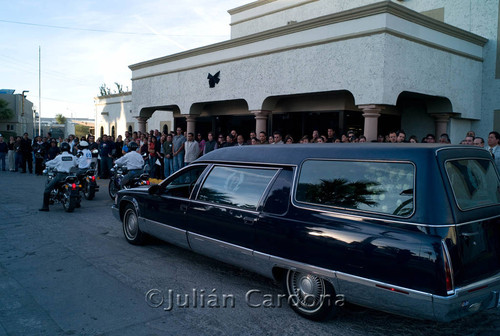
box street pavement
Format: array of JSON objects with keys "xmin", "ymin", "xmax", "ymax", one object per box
[{"xmin": 0, "ymin": 170, "xmax": 499, "ymax": 336}]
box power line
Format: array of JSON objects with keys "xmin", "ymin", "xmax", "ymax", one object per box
[{"xmin": 0, "ymin": 18, "xmax": 227, "ymax": 37}]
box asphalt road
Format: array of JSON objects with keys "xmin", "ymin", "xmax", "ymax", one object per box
[{"xmin": 0, "ymin": 170, "xmax": 499, "ymax": 336}]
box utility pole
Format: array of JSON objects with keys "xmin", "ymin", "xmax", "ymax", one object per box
[{"xmin": 39, "ymin": 46, "xmax": 41, "ymax": 136}]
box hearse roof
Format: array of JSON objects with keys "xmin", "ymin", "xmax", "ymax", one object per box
[{"xmin": 196, "ymin": 143, "xmax": 491, "ymax": 166}]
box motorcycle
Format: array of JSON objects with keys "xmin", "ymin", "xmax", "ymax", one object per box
[
  {"xmin": 108, "ymin": 163, "xmax": 150, "ymax": 200},
  {"xmin": 44, "ymin": 167, "xmax": 81, "ymax": 212},
  {"xmin": 77, "ymin": 165, "xmax": 99, "ymax": 200}
]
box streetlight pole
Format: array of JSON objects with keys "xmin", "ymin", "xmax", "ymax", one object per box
[{"xmin": 21, "ymin": 90, "xmax": 29, "ymax": 134}]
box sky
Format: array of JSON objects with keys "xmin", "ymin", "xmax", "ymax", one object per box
[{"xmin": 0, "ymin": 0, "xmax": 250, "ymax": 119}]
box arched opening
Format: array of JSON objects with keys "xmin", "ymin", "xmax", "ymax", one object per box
[
  {"xmin": 162, "ymin": 124, "xmax": 169, "ymax": 134},
  {"xmin": 128, "ymin": 125, "xmax": 133, "ymax": 134},
  {"xmin": 100, "ymin": 126, "xmax": 104, "ymax": 137},
  {"xmin": 263, "ymin": 90, "xmax": 358, "ymax": 140},
  {"xmin": 111, "ymin": 126, "xmax": 116, "ymax": 139}
]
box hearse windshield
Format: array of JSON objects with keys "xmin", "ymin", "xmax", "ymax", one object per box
[
  {"xmin": 445, "ymin": 159, "xmax": 500, "ymax": 210},
  {"xmin": 296, "ymin": 160, "xmax": 415, "ymax": 217}
]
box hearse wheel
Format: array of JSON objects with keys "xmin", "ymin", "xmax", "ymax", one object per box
[
  {"xmin": 122, "ymin": 204, "xmax": 145, "ymax": 245},
  {"xmin": 284, "ymin": 269, "xmax": 337, "ymax": 321}
]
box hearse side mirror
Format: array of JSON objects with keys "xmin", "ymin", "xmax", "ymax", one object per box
[{"xmin": 148, "ymin": 184, "xmax": 161, "ymax": 195}]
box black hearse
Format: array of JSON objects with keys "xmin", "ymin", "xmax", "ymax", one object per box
[{"xmin": 112, "ymin": 144, "xmax": 500, "ymax": 321}]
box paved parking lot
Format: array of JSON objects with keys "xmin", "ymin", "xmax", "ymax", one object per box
[{"xmin": 0, "ymin": 171, "xmax": 499, "ymax": 335}]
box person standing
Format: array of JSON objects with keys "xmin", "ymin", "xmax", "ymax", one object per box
[
  {"xmin": 20, "ymin": 133, "xmax": 33, "ymax": 174},
  {"xmin": 203, "ymin": 132, "xmax": 218, "ymax": 155},
  {"xmin": 172, "ymin": 127, "xmax": 186, "ymax": 172},
  {"xmin": 148, "ymin": 136, "xmax": 159, "ymax": 178},
  {"xmin": 162, "ymin": 133, "xmax": 174, "ymax": 178},
  {"xmin": 486, "ymin": 131, "xmax": 500, "ymax": 172},
  {"xmin": 47, "ymin": 140, "xmax": 61, "ymax": 160},
  {"xmin": 0, "ymin": 135, "xmax": 8, "ymax": 171},
  {"xmin": 7, "ymin": 136, "xmax": 15, "ymax": 171},
  {"xmin": 114, "ymin": 135, "xmax": 124, "ymax": 159},
  {"xmin": 196, "ymin": 133, "xmax": 206, "ymax": 157},
  {"xmin": 88, "ymin": 135, "xmax": 98, "ymax": 169},
  {"xmin": 98, "ymin": 134, "xmax": 115, "ymax": 178},
  {"xmin": 184, "ymin": 133, "xmax": 199, "ymax": 166},
  {"xmin": 32, "ymin": 136, "xmax": 46, "ymax": 175}
]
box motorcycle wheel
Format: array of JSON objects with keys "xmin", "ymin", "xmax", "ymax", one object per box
[
  {"xmin": 62, "ymin": 189, "xmax": 76, "ymax": 212},
  {"xmin": 108, "ymin": 179, "xmax": 119, "ymax": 200},
  {"xmin": 83, "ymin": 183, "xmax": 96, "ymax": 200}
]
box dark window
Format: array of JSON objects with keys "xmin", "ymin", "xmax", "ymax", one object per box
[
  {"xmin": 128, "ymin": 125, "xmax": 133, "ymax": 133},
  {"xmin": 198, "ymin": 166, "xmax": 277, "ymax": 210},
  {"xmin": 162, "ymin": 165, "xmax": 207, "ymax": 198},
  {"xmin": 445, "ymin": 159, "xmax": 500, "ymax": 210},
  {"xmin": 296, "ymin": 160, "xmax": 415, "ymax": 217}
]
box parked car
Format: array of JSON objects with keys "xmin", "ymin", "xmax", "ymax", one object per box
[{"xmin": 112, "ymin": 144, "xmax": 500, "ymax": 321}]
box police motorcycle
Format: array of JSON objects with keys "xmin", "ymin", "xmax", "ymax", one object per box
[
  {"xmin": 75, "ymin": 163, "xmax": 98, "ymax": 200},
  {"xmin": 75, "ymin": 141, "xmax": 99, "ymax": 200},
  {"xmin": 108, "ymin": 142, "xmax": 150, "ymax": 200},
  {"xmin": 43, "ymin": 167, "xmax": 81, "ymax": 212},
  {"xmin": 41, "ymin": 143, "xmax": 81, "ymax": 213}
]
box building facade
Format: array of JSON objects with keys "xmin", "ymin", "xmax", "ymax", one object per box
[
  {"xmin": 0, "ymin": 91, "xmax": 35, "ymax": 137},
  {"xmin": 128, "ymin": 0, "xmax": 499, "ymax": 143},
  {"xmin": 95, "ymin": 91, "xmax": 173, "ymax": 139}
]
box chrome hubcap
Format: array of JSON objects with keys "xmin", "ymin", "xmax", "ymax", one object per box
[
  {"xmin": 125, "ymin": 210, "xmax": 138, "ymax": 238},
  {"xmin": 287, "ymin": 271, "xmax": 325, "ymax": 313}
]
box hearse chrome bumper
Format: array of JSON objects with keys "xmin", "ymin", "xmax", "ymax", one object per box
[
  {"xmin": 432, "ymin": 272, "xmax": 500, "ymax": 322},
  {"xmin": 335, "ymin": 270, "xmax": 500, "ymax": 322}
]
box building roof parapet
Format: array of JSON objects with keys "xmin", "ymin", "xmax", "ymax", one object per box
[{"xmin": 129, "ymin": 1, "xmax": 487, "ymax": 75}]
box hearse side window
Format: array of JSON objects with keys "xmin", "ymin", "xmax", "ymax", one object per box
[
  {"xmin": 198, "ymin": 166, "xmax": 277, "ymax": 211},
  {"xmin": 296, "ymin": 160, "xmax": 415, "ymax": 217},
  {"xmin": 445, "ymin": 159, "xmax": 500, "ymax": 210},
  {"xmin": 163, "ymin": 165, "xmax": 207, "ymax": 198}
]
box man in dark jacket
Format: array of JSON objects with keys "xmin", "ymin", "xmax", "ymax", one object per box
[
  {"xmin": 20, "ymin": 133, "xmax": 33, "ymax": 173},
  {"xmin": 99, "ymin": 134, "xmax": 115, "ymax": 178}
]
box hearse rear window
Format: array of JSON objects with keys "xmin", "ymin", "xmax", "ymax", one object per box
[
  {"xmin": 198, "ymin": 166, "xmax": 277, "ymax": 210},
  {"xmin": 445, "ymin": 159, "xmax": 500, "ymax": 210},
  {"xmin": 296, "ymin": 160, "xmax": 415, "ymax": 217}
]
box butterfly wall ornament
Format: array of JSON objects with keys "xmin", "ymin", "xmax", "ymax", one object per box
[{"xmin": 207, "ymin": 71, "xmax": 220, "ymax": 88}]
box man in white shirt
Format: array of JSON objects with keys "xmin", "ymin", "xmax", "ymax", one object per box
[
  {"xmin": 115, "ymin": 142, "xmax": 145, "ymax": 187},
  {"xmin": 184, "ymin": 133, "xmax": 199, "ymax": 165},
  {"xmin": 39, "ymin": 142, "xmax": 78, "ymax": 211}
]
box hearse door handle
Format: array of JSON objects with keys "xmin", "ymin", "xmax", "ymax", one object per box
[
  {"xmin": 180, "ymin": 204, "xmax": 188, "ymax": 212},
  {"xmin": 243, "ymin": 217, "xmax": 256, "ymax": 226}
]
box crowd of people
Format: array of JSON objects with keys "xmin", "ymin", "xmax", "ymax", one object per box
[{"xmin": 0, "ymin": 127, "xmax": 499, "ymax": 179}]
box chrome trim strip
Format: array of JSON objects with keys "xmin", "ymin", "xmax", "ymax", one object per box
[
  {"xmin": 194, "ymin": 159, "xmax": 296, "ymax": 168},
  {"xmin": 292, "ymin": 158, "xmax": 417, "ymax": 219},
  {"xmin": 189, "ymin": 232, "xmax": 253, "ymax": 256},
  {"xmin": 441, "ymin": 240, "xmax": 455, "ymax": 295},
  {"xmin": 140, "ymin": 217, "xmax": 190, "ymax": 250}
]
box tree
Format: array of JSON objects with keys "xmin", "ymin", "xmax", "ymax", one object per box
[
  {"xmin": 114, "ymin": 82, "xmax": 123, "ymax": 94},
  {"xmin": 99, "ymin": 84, "xmax": 111, "ymax": 96},
  {"xmin": 55, "ymin": 114, "xmax": 67, "ymax": 124},
  {"xmin": 0, "ymin": 98, "xmax": 14, "ymax": 120}
]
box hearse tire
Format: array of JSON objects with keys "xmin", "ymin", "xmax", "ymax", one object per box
[
  {"xmin": 122, "ymin": 204, "xmax": 145, "ymax": 245},
  {"xmin": 283, "ymin": 269, "xmax": 337, "ymax": 321}
]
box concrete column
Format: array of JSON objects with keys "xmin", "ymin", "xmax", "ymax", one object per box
[
  {"xmin": 358, "ymin": 105, "xmax": 383, "ymax": 142},
  {"xmin": 251, "ymin": 110, "xmax": 271, "ymax": 135},
  {"xmin": 431, "ymin": 114, "xmax": 451, "ymax": 137},
  {"xmin": 135, "ymin": 116, "xmax": 148, "ymax": 134},
  {"xmin": 186, "ymin": 115, "xmax": 197, "ymax": 135}
]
